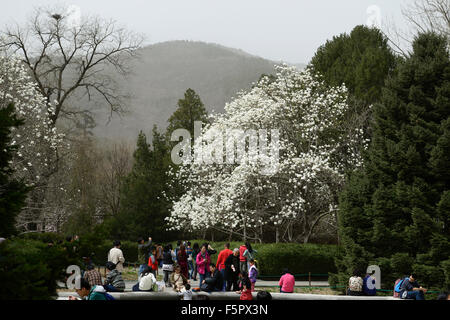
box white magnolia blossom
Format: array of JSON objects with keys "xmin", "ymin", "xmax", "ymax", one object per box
[
  {"xmin": 166, "ymin": 65, "xmax": 365, "ymax": 241},
  {"xmin": 0, "ymin": 56, "xmax": 65, "ymax": 230}
]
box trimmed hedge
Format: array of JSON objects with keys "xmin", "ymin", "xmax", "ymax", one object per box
[
  {"xmin": 256, "ymin": 243, "xmax": 338, "ymax": 277},
  {"xmin": 176, "ymin": 240, "xmax": 338, "ymax": 278}
]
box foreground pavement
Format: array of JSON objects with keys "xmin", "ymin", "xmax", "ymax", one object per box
[{"xmin": 57, "ymin": 290, "xmax": 400, "ymax": 300}]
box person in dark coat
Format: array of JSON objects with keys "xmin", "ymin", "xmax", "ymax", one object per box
[
  {"xmin": 224, "ymin": 248, "xmax": 240, "ymax": 291},
  {"xmin": 201, "ymin": 263, "xmax": 224, "ymax": 292},
  {"xmin": 162, "ymin": 245, "xmax": 174, "ymax": 287}
]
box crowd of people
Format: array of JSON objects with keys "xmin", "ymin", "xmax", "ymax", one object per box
[
  {"xmin": 68, "ymin": 236, "xmax": 450, "ymax": 301},
  {"xmin": 154, "ymin": 240, "xmax": 261, "ymax": 300},
  {"xmin": 76, "ymin": 238, "xmax": 269, "ymax": 300}
]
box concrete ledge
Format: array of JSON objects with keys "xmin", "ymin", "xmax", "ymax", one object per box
[{"xmin": 57, "ymin": 291, "xmax": 401, "ymax": 300}]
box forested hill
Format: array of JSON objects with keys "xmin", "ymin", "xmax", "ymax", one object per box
[{"xmin": 91, "ymin": 40, "xmax": 305, "ymax": 142}]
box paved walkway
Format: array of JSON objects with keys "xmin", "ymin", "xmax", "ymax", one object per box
[
  {"xmin": 124, "ymin": 267, "xmax": 329, "ymax": 288},
  {"xmin": 123, "ymin": 279, "xmax": 328, "ymax": 288}
]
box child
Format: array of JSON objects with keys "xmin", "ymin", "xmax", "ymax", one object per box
[
  {"xmin": 170, "ymin": 264, "xmax": 189, "ymax": 292},
  {"xmin": 236, "ymin": 273, "xmax": 253, "ymax": 300},
  {"xmin": 248, "ymin": 259, "xmax": 258, "ymax": 292},
  {"xmin": 148, "ymin": 246, "xmax": 159, "ymax": 277},
  {"xmin": 178, "ymin": 283, "xmax": 193, "ymax": 300}
]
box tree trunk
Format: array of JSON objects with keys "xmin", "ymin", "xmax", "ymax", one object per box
[{"xmin": 275, "ymin": 227, "xmax": 279, "ymax": 243}]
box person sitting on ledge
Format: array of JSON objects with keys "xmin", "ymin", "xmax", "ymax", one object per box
[
  {"xmin": 178, "ymin": 283, "xmax": 193, "ymax": 300},
  {"xmin": 83, "ymin": 264, "xmax": 103, "ymax": 287},
  {"xmin": 399, "ymin": 273, "xmax": 427, "ymax": 300},
  {"xmin": 69, "ymin": 278, "xmax": 109, "ymax": 300},
  {"xmin": 103, "ymin": 261, "xmax": 125, "ymax": 292},
  {"xmin": 279, "ymin": 268, "xmax": 295, "ymax": 293},
  {"xmin": 132, "ymin": 266, "xmax": 156, "ymax": 292},
  {"xmin": 347, "ymin": 269, "xmax": 364, "ymax": 296},
  {"xmin": 363, "ymin": 271, "xmax": 377, "ymax": 296},
  {"xmin": 170, "ymin": 264, "xmax": 189, "ymax": 292}
]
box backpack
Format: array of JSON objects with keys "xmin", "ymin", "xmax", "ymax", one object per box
[
  {"xmin": 104, "ymin": 292, "xmax": 115, "ymax": 300},
  {"xmin": 394, "ymin": 277, "xmax": 408, "ymax": 296}
]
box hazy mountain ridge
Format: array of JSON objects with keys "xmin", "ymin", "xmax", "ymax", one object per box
[{"xmin": 92, "ymin": 40, "xmax": 305, "ymax": 143}]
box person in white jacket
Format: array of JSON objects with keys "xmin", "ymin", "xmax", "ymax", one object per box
[
  {"xmin": 107, "ymin": 240, "xmax": 125, "ymax": 272},
  {"xmin": 132, "ymin": 266, "xmax": 156, "ymax": 291}
]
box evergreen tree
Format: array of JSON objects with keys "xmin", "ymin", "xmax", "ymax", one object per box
[
  {"xmin": 111, "ymin": 128, "xmax": 174, "ymax": 241},
  {"xmin": 335, "ymin": 33, "xmax": 450, "ymax": 291},
  {"xmin": 167, "ymin": 88, "xmax": 209, "ymax": 140},
  {"xmin": 166, "ymin": 88, "xmax": 209, "ymax": 208},
  {"xmin": 310, "ymin": 25, "xmax": 397, "ymax": 109},
  {"xmin": 0, "ymin": 104, "xmax": 30, "ymax": 237}
]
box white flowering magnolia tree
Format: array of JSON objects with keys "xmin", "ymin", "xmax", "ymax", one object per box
[
  {"xmin": 166, "ymin": 65, "xmax": 366, "ymax": 243},
  {"xmin": 0, "ymin": 56, "xmax": 65, "ymax": 232}
]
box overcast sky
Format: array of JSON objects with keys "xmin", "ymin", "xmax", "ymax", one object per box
[{"xmin": 0, "ymin": 0, "xmax": 410, "ymax": 63}]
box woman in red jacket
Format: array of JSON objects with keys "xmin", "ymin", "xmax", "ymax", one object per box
[
  {"xmin": 216, "ymin": 243, "xmax": 233, "ymax": 291},
  {"xmin": 177, "ymin": 244, "xmax": 189, "ymax": 279}
]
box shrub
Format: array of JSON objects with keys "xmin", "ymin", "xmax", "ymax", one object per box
[
  {"xmin": 0, "ymin": 239, "xmax": 74, "ymax": 300},
  {"xmin": 171, "ymin": 240, "xmax": 338, "ymax": 278},
  {"xmin": 256, "ymin": 243, "xmax": 338, "ymax": 278}
]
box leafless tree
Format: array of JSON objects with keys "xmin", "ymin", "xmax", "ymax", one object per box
[
  {"xmin": 0, "ymin": 5, "xmax": 144, "ymax": 127},
  {"xmin": 384, "ymin": 0, "xmax": 449, "ymax": 56},
  {"xmin": 98, "ymin": 142, "xmax": 132, "ymax": 218}
]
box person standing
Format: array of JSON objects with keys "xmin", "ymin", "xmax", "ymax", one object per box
[
  {"xmin": 192, "ymin": 243, "xmax": 200, "ymax": 281},
  {"xmin": 196, "ymin": 244, "xmax": 210, "ymax": 287},
  {"xmin": 148, "ymin": 246, "xmax": 159, "ymax": 277},
  {"xmin": 107, "ymin": 240, "xmax": 125, "ymax": 273},
  {"xmin": 248, "ymin": 259, "xmax": 258, "ymax": 292},
  {"xmin": 162, "ymin": 245, "xmax": 174, "ymax": 287},
  {"xmin": 186, "ymin": 242, "xmax": 194, "ymax": 279},
  {"xmin": 177, "ymin": 244, "xmax": 189, "ymax": 279},
  {"xmin": 137, "ymin": 237, "xmax": 152, "ymax": 276},
  {"xmin": 174, "ymin": 240, "xmax": 182, "ymax": 263},
  {"xmin": 224, "ymin": 248, "xmax": 240, "ymax": 291},
  {"xmin": 239, "ymin": 243, "xmax": 247, "ymax": 276},
  {"xmin": 156, "ymin": 243, "xmax": 163, "ymax": 269},
  {"xmin": 216, "ymin": 243, "xmax": 233, "ymax": 291},
  {"xmin": 243, "ymin": 241, "xmax": 257, "ymax": 272}
]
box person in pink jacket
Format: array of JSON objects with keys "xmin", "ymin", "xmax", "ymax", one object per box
[
  {"xmin": 279, "ymin": 268, "xmax": 295, "ymax": 293},
  {"xmin": 196, "ymin": 245, "xmax": 210, "ymax": 287}
]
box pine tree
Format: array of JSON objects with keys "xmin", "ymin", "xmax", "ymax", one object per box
[
  {"xmin": 335, "ymin": 32, "xmax": 450, "ymax": 290},
  {"xmin": 0, "ymin": 104, "xmax": 30, "ymax": 237},
  {"xmin": 310, "ymin": 25, "xmax": 397, "ymax": 109},
  {"xmin": 167, "ymin": 88, "xmax": 209, "ymax": 139},
  {"xmin": 112, "ymin": 128, "xmax": 175, "ymax": 241}
]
